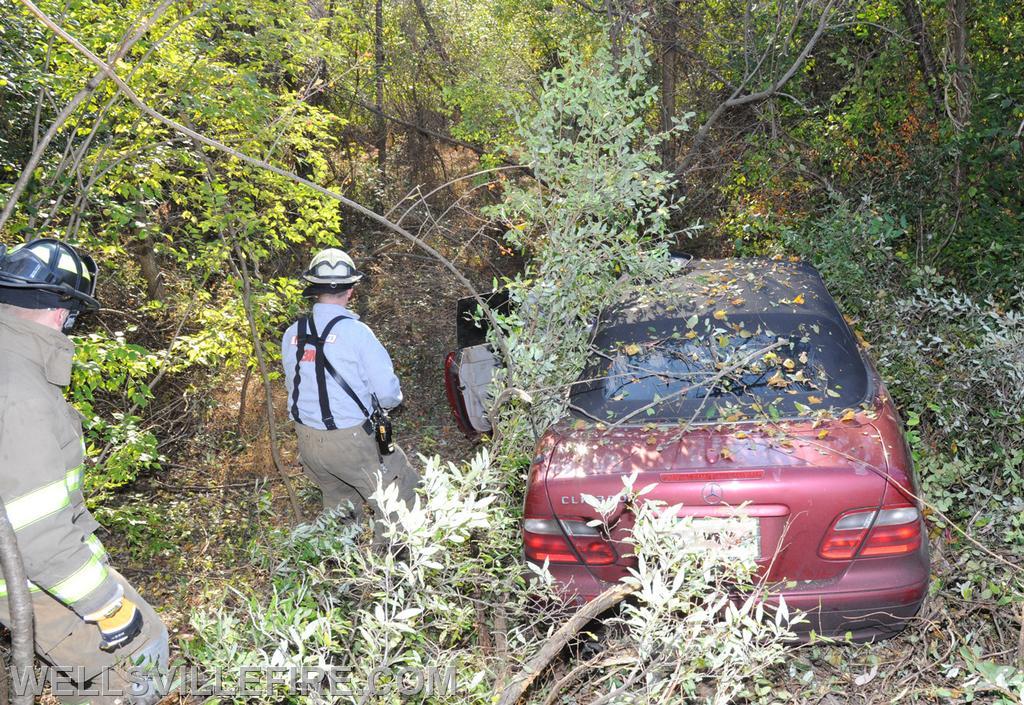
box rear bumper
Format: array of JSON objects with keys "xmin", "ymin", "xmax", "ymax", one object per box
[
  {"xmin": 775, "ymin": 545, "xmax": 930, "ymax": 641},
  {"xmin": 541, "ymin": 544, "xmax": 929, "ymax": 642}
]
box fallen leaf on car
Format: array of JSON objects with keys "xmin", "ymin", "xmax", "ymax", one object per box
[
  {"xmin": 768, "ymin": 372, "xmax": 789, "ymax": 388},
  {"xmin": 623, "ymin": 343, "xmax": 641, "ymax": 355},
  {"xmin": 793, "ymin": 293, "xmax": 806, "ymax": 305},
  {"xmin": 840, "ymin": 409, "xmax": 857, "ymax": 422},
  {"xmin": 808, "ymin": 395, "xmax": 823, "ymax": 404},
  {"xmin": 713, "ymin": 309, "xmax": 727, "ymax": 320}
]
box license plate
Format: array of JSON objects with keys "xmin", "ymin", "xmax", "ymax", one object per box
[{"xmin": 673, "ymin": 516, "xmax": 761, "ymax": 560}]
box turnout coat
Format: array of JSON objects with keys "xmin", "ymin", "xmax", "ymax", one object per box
[{"xmin": 0, "ymin": 308, "xmax": 121, "ymax": 619}]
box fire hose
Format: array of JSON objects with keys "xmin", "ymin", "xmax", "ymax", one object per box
[{"xmin": 0, "ymin": 498, "xmax": 34, "ymax": 705}]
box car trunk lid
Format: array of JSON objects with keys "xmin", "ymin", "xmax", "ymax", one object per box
[{"xmin": 541, "ymin": 416, "xmax": 889, "ymax": 582}]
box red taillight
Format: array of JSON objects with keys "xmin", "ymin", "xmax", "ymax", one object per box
[
  {"xmin": 443, "ymin": 351, "xmax": 473, "ymax": 435},
  {"xmin": 523, "ymin": 518, "xmax": 616, "ymax": 566},
  {"xmin": 819, "ymin": 506, "xmax": 922, "ymax": 560},
  {"xmin": 859, "ymin": 523, "xmax": 921, "ymax": 556},
  {"xmin": 819, "ymin": 529, "xmax": 867, "ymax": 559}
]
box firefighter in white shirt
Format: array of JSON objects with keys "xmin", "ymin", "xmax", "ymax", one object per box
[{"xmin": 282, "ymin": 248, "xmax": 419, "ymax": 542}]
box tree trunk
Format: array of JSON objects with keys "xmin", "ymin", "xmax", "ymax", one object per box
[
  {"xmin": 236, "ymin": 362, "xmax": 253, "ymax": 437},
  {"xmin": 944, "ymin": 0, "xmax": 971, "ymax": 219},
  {"xmin": 604, "ymin": 0, "xmax": 622, "ymax": 60},
  {"xmin": 659, "ymin": 0, "xmax": 680, "ymax": 168},
  {"xmin": 411, "ymin": 0, "xmax": 451, "ymax": 66},
  {"xmin": 945, "ymin": 0, "xmax": 971, "ymax": 131},
  {"xmin": 307, "ymin": 0, "xmax": 330, "ymax": 106},
  {"xmin": 374, "ymin": 0, "xmax": 387, "ymax": 194},
  {"xmin": 134, "ymin": 233, "xmax": 165, "ymax": 301},
  {"xmin": 0, "ymin": 499, "xmax": 35, "ymax": 705},
  {"xmin": 901, "ymin": 0, "xmax": 943, "ymax": 115}
]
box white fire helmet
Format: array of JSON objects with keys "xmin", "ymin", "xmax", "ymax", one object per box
[{"xmin": 302, "ymin": 248, "xmax": 365, "ymax": 292}]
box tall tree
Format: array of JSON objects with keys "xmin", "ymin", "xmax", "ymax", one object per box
[
  {"xmin": 658, "ymin": 0, "xmax": 680, "ymax": 168},
  {"xmin": 901, "ymin": 0, "xmax": 943, "ymax": 114},
  {"xmin": 374, "ymin": 0, "xmax": 387, "ymax": 194}
]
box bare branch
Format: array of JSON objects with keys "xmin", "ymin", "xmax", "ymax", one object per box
[
  {"xmin": 230, "ymin": 243, "xmax": 305, "ymax": 523},
  {"xmin": 677, "ymin": 0, "xmax": 840, "ymax": 176},
  {"xmin": 411, "ymin": 0, "xmax": 453, "ymax": 66},
  {"xmin": 900, "ymin": 0, "xmax": 943, "ymax": 113},
  {"xmin": 606, "ymin": 339, "xmax": 787, "ymax": 429},
  {"xmin": 497, "ymin": 583, "xmax": 637, "ymax": 705},
  {"xmin": 343, "ymin": 90, "xmax": 487, "ymax": 155},
  {"xmin": 0, "ymin": 0, "xmax": 175, "ymax": 233},
  {"xmin": 14, "ymin": 0, "xmax": 512, "ymax": 365}
]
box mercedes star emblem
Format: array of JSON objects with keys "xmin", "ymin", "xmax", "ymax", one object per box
[{"xmin": 701, "ymin": 482, "xmax": 724, "ymax": 505}]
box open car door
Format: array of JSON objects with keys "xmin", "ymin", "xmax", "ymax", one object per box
[{"xmin": 443, "ymin": 291, "xmax": 506, "ymax": 435}]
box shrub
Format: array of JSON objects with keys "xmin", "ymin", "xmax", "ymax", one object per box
[
  {"xmin": 778, "ymin": 202, "xmax": 1024, "ymax": 529},
  {"xmin": 185, "ymin": 450, "xmax": 552, "ymax": 703},
  {"xmin": 488, "ymin": 35, "xmax": 685, "ymax": 456},
  {"xmin": 71, "ymin": 330, "xmax": 164, "ymax": 502}
]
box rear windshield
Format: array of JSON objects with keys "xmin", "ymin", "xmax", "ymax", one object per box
[{"xmin": 568, "ymin": 312, "xmax": 869, "ymax": 423}]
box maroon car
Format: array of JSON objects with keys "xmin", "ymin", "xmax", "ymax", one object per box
[{"xmin": 445, "ymin": 258, "xmax": 928, "ymax": 641}]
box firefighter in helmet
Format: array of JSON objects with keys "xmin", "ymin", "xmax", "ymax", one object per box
[
  {"xmin": 0, "ymin": 239, "xmax": 168, "ymax": 704},
  {"xmin": 282, "ymin": 248, "xmax": 419, "ymax": 542}
]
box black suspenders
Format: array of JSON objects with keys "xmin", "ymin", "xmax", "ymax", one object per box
[
  {"xmin": 291, "ymin": 314, "xmax": 374, "ymax": 433},
  {"xmin": 290, "ymin": 317, "xmax": 308, "ymax": 424},
  {"xmin": 310, "ymin": 316, "xmax": 337, "ymax": 428}
]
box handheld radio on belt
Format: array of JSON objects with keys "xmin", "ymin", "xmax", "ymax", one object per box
[
  {"xmin": 370, "ymin": 395, "xmax": 395, "ymax": 456},
  {"xmin": 290, "ymin": 314, "xmax": 396, "ymax": 457}
]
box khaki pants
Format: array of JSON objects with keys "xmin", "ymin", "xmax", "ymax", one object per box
[
  {"xmin": 295, "ymin": 422, "xmax": 419, "ymax": 543},
  {"xmin": 0, "ymin": 567, "xmax": 168, "ymax": 705}
]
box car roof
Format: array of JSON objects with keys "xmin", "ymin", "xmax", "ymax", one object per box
[{"xmin": 603, "ymin": 257, "xmax": 844, "ymax": 327}]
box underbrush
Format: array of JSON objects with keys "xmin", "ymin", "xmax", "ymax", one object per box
[
  {"xmin": 185, "ymin": 451, "xmax": 533, "ymax": 701},
  {"xmin": 185, "ymin": 452, "xmax": 802, "ymax": 704},
  {"xmin": 185, "ymin": 37, "xmax": 1024, "ymax": 705},
  {"xmin": 780, "ymin": 202, "xmax": 1024, "ymax": 541},
  {"xmin": 184, "ymin": 38, "xmax": 804, "ymax": 705}
]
